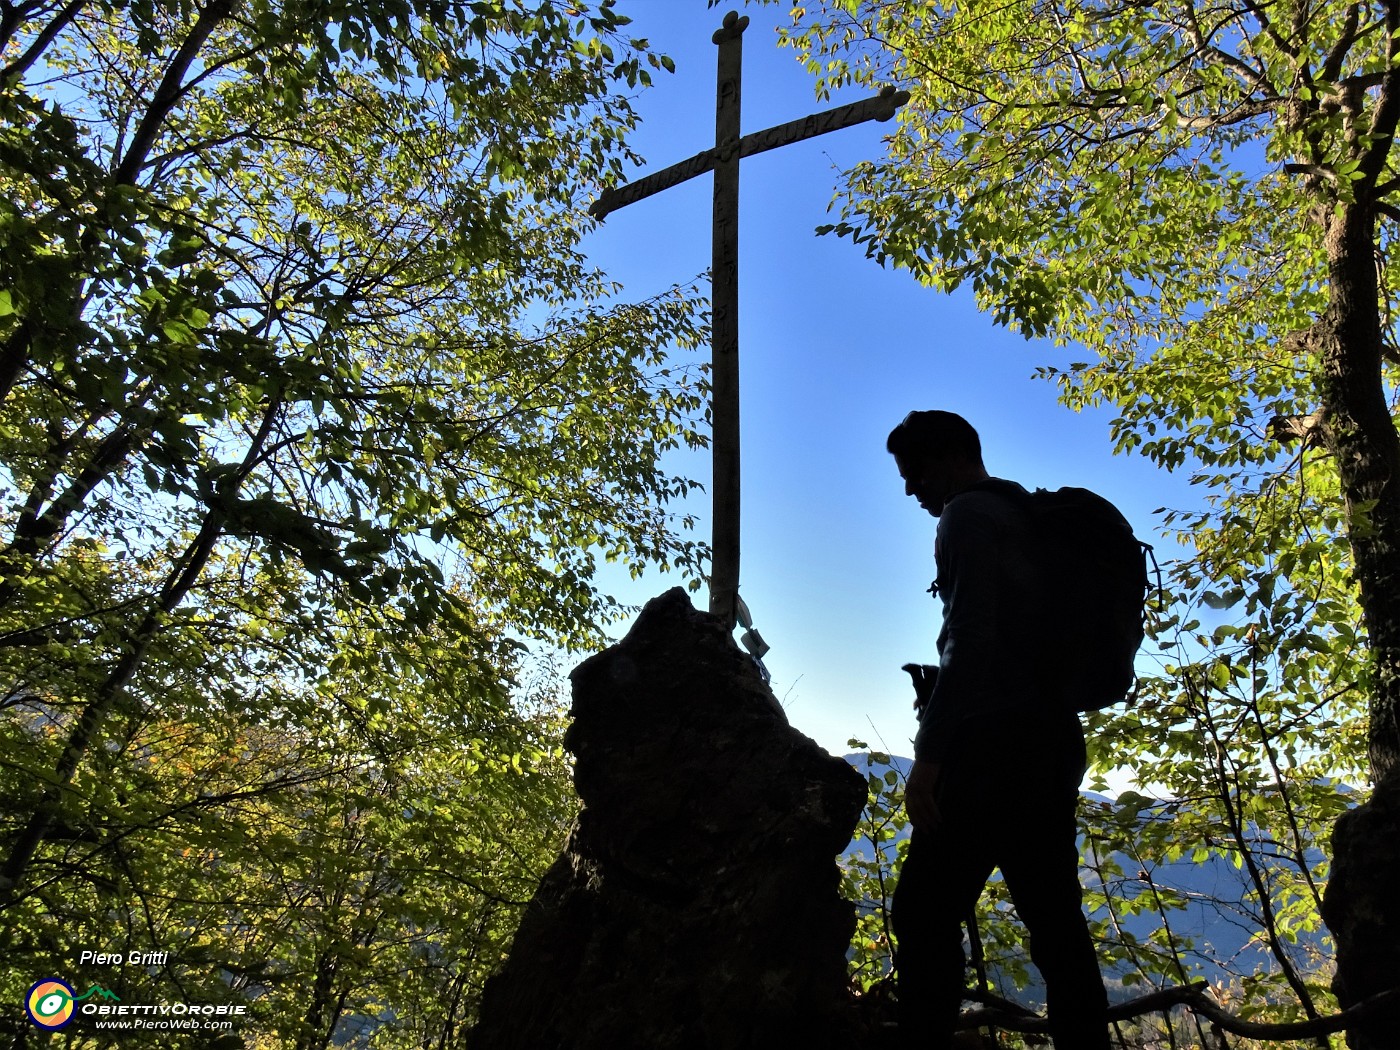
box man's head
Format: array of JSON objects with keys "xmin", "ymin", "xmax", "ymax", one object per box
[{"xmin": 887, "ymin": 410, "xmax": 989, "ymax": 517}]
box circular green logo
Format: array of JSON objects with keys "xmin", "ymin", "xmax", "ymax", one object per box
[{"xmin": 26, "ymin": 979, "xmax": 76, "ymax": 1029}]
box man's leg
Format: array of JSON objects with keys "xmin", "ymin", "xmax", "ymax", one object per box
[
  {"xmin": 1001, "ymin": 830, "xmax": 1110, "ymax": 1048},
  {"xmin": 892, "ymin": 822, "xmax": 995, "ymax": 1047},
  {"xmin": 997, "ymin": 721, "xmax": 1110, "ymax": 1050}
]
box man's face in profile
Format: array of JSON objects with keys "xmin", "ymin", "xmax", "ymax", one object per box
[{"xmin": 895, "ymin": 451, "xmax": 959, "ymax": 518}]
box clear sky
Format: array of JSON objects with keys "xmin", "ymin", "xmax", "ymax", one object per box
[{"xmin": 578, "ymin": 0, "xmax": 1197, "ymax": 762}]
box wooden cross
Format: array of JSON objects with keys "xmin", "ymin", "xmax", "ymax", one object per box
[{"xmin": 590, "ymin": 10, "xmax": 909, "ymax": 629}]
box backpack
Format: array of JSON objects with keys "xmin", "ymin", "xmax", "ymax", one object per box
[{"xmin": 973, "ymin": 483, "xmax": 1154, "ymax": 712}]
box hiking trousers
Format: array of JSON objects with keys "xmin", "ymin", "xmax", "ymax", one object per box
[{"xmin": 891, "ymin": 712, "xmax": 1110, "ymax": 1050}]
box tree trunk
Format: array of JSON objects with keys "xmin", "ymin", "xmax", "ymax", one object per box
[{"xmin": 1315, "ymin": 196, "xmax": 1400, "ymax": 1049}]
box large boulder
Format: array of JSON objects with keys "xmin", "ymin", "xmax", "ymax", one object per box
[{"xmin": 471, "ymin": 587, "xmax": 867, "ymax": 1050}]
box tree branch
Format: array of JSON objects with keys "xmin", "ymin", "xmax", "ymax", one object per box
[
  {"xmin": 1240, "ymin": 0, "xmax": 1298, "ymax": 60},
  {"xmin": 0, "ymin": 421, "xmax": 150, "ymax": 610},
  {"xmin": 1268, "ymin": 408, "xmax": 1328, "ymax": 446},
  {"xmin": 959, "ymin": 980, "xmax": 1400, "ymax": 1038},
  {"xmin": 110, "ymin": 0, "xmax": 234, "ymax": 186},
  {"xmin": 0, "ymin": 390, "xmax": 283, "ymax": 908},
  {"xmin": 0, "ymin": 0, "xmax": 16, "ymax": 50},
  {"xmin": 1285, "ymin": 161, "xmax": 1344, "ymax": 184},
  {"xmin": 1360, "ymin": 0, "xmax": 1400, "ymax": 184},
  {"xmin": 0, "ymin": 0, "xmax": 84, "ymax": 82},
  {"xmin": 1321, "ymin": 5, "xmax": 1368, "ymax": 84}
]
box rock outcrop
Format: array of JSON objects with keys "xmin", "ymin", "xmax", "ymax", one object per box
[
  {"xmin": 1321, "ymin": 773, "xmax": 1400, "ymax": 1048},
  {"xmin": 472, "ymin": 587, "xmax": 867, "ymax": 1050}
]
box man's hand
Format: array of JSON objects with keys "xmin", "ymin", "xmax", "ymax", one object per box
[
  {"xmin": 900, "ymin": 663, "xmax": 938, "ymax": 718},
  {"xmin": 904, "ymin": 758, "xmax": 943, "ymax": 831}
]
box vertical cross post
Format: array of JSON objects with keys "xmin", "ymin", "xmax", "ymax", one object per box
[
  {"xmin": 710, "ymin": 11, "xmax": 746, "ymax": 629},
  {"xmin": 587, "ymin": 13, "xmax": 908, "ymax": 636}
]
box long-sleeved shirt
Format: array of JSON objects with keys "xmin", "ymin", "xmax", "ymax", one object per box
[{"xmin": 914, "ymin": 478, "xmax": 1044, "ymax": 763}]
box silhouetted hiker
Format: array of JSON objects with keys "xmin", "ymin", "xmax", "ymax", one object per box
[{"xmin": 887, "ymin": 410, "xmax": 1110, "ymax": 1050}]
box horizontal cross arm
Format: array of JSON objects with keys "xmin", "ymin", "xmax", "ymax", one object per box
[
  {"xmin": 588, "ymin": 84, "xmax": 910, "ymax": 222},
  {"xmin": 737, "ymin": 85, "xmax": 911, "ymax": 163},
  {"xmin": 589, "ymin": 146, "xmax": 718, "ymax": 220}
]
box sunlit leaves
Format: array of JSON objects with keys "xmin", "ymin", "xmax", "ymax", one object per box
[
  {"xmin": 839, "ymin": 743, "xmax": 905, "ymax": 995},
  {"xmin": 776, "ymin": 0, "xmax": 1400, "ymax": 1025},
  {"xmin": 2, "ymin": 0, "xmax": 704, "ymax": 1042}
]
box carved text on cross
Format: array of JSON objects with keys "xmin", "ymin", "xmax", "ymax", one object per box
[{"xmin": 590, "ymin": 11, "xmax": 909, "ymax": 629}]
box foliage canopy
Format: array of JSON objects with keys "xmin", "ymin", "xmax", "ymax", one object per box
[
  {"xmin": 779, "ymin": 0, "xmax": 1400, "ymax": 1034},
  {"xmin": 1, "ymin": 0, "xmax": 709, "ymax": 1041}
]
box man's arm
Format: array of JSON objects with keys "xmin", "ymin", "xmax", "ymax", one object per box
[{"xmin": 913, "ymin": 495, "xmax": 1005, "ymax": 765}]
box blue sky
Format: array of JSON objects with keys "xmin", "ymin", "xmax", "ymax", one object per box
[{"xmin": 579, "ymin": 0, "xmax": 1197, "ymax": 761}]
